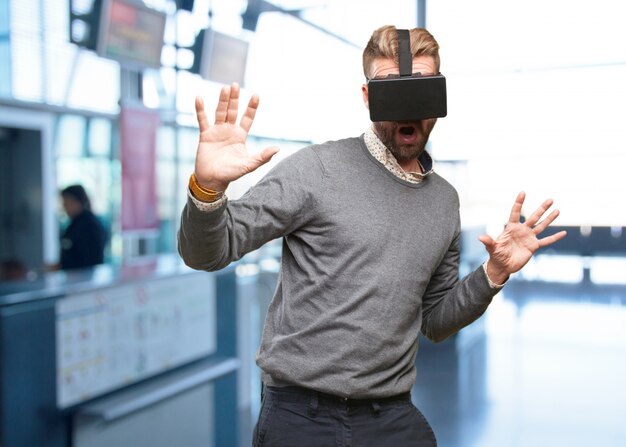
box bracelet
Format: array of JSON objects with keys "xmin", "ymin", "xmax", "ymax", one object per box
[{"xmin": 189, "ymin": 173, "xmax": 224, "ymax": 203}]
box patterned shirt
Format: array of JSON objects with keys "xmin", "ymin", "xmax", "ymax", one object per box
[{"xmin": 363, "ymin": 125, "xmax": 433, "ymax": 183}]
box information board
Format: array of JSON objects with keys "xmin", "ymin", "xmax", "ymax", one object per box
[{"xmin": 56, "ymin": 274, "xmax": 216, "ymax": 408}]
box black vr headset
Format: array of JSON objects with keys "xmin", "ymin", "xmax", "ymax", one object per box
[{"xmin": 367, "ymin": 29, "xmax": 447, "ymax": 122}]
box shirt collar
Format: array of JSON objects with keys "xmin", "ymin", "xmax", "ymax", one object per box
[{"xmin": 364, "ymin": 126, "xmax": 434, "ymax": 182}]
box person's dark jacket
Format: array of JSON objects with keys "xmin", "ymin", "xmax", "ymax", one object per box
[{"xmin": 60, "ymin": 210, "xmax": 107, "ymax": 270}]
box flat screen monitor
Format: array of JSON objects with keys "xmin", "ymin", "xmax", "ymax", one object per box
[
  {"xmin": 193, "ymin": 29, "xmax": 249, "ymax": 86},
  {"xmin": 97, "ymin": 0, "xmax": 166, "ymax": 69}
]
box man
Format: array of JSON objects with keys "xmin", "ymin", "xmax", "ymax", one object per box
[{"xmin": 178, "ymin": 25, "xmax": 566, "ymax": 447}]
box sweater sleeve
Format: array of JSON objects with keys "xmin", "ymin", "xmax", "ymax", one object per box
[
  {"xmin": 177, "ymin": 148, "xmax": 323, "ymax": 272},
  {"xmin": 420, "ymin": 228, "xmax": 501, "ymax": 343}
]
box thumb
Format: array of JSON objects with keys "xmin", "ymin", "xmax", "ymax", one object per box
[
  {"xmin": 251, "ymin": 146, "xmax": 280, "ymax": 167},
  {"xmin": 478, "ymin": 234, "xmax": 495, "ymax": 253},
  {"xmin": 245, "ymin": 146, "xmax": 280, "ymax": 173}
]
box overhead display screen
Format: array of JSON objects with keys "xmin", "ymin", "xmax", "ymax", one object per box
[
  {"xmin": 193, "ymin": 29, "xmax": 249, "ymax": 86},
  {"xmin": 97, "ymin": 0, "xmax": 166, "ymax": 68}
]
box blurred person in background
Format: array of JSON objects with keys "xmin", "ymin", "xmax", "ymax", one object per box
[
  {"xmin": 178, "ymin": 25, "xmax": 566, "ymax": 447},
  {"xmin": 51, "ymin": 184, "xmax": 107, "ymax": 271}
]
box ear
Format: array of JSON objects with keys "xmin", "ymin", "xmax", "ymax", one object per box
[{"xmin": 361, "ymin": 84, "xmax": 369, "ymax": 109}]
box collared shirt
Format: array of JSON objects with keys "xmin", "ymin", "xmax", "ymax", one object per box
[{"xmin": 363, "ymin": 125, "xmax": 434, "ymax": 183}]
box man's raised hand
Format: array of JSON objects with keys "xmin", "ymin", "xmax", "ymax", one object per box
[
  {"xmin": 194, "ymin": 83, "xmax": 279, "ymax": 192},
  {"xmin": 479, "ymin": 191, "xmax": 567, "ymax": 285}
]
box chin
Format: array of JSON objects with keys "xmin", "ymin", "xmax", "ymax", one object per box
[{"xmin": 393, "ymin": 142, "xmax": 424, "ymax": 161}]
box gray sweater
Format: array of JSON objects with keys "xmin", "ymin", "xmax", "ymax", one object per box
[{"xmin": 178, "ymin": 136, "xmax": 499, "ymax": 398}]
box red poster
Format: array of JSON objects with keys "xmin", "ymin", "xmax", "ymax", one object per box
[{"xmin": 120, "ymin": 105, "xmax": 160, "ymax": 231}]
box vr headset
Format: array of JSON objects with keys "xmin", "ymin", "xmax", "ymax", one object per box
[{"xmin": 367, "ymin": 29, "xmax": 447, "ymax": 122}]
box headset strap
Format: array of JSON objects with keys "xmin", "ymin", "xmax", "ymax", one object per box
[{"xmin": 397, "ymin": 29, "xmax": 412, "ymax": 76}]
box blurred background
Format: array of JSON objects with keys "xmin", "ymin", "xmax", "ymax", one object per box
[{"xmin": 0, "ymin": 0, "xmax": 625, "ymax": 446}]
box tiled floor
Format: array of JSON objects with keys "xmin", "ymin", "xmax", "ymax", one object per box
[{"xmin": 413, "ymin": 276, "xmax": 626, "ymax": 447}]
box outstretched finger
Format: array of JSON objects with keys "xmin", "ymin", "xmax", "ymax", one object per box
[
  {"xmin": 508, "ymin": 191, "xmax": 526, "ymax": 224},
  {"xmin": 525, "ymin": 198, "xmax": 554, "ymax": 228},
  {"xmin": 239, "ymin": 94, "xmax": 260, "ymax": 134},
  {"xmin": 538, "ymin": 230, "xmax": 567, "ymax": 248},
  {"xmin": 215, "ymin": 85, "xmax": 230, "ymax": 123},
  {"xmin": 532, "ymin": 208, "xmax": 560, "ymax": 234},
  {"xmin": 226, "ymin": 83, "xmax": 240, "ymax": 124},
  {"xmin": 195, "ymin": 96, "xmax": 210, "ymax": 132}
]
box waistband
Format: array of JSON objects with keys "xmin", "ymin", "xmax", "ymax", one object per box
[{"xmin": 264, "ymin": 385, "xmax": 412, "ymax": 408}]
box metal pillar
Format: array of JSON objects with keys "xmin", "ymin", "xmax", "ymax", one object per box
[{"xmin": 417, "ymin": 0, "xmax": 426, "ymax": 28}]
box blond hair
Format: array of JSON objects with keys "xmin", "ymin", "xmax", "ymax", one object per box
[{"xmin": 363, "ymin": 25, "xmax": 440, "ymax": 79}]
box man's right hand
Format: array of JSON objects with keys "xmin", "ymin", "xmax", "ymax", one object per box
[{"xmin": 194, "ymin": 83, "xmax": 279, "ymax": 192}]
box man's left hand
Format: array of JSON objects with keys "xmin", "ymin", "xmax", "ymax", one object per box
[{"xmin": 478, "ymin": 191, "xmax": 567, "ymax": 285}]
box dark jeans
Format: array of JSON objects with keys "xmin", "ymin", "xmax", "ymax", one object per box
[{"xmin": 253, "ymin": 386, "xmax": 437, "ymax": 447}]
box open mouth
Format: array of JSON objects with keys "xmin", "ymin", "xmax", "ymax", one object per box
[{"xmin": 398, "ymin": 125, "xmax": 416, "ymax": 136}]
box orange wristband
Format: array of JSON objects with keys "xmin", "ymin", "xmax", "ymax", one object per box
[{"xmin": 189, "ymin": 173, "xmax": 224, "ymax": 203}]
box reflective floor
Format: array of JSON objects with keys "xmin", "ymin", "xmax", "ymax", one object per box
[
  {"xmin": 242, "ymin": 256, "xmax": 626, "ymax": 446},
  {"xmin": 414, "ymin": 273, "xmax": 626, "ymax": 447}
]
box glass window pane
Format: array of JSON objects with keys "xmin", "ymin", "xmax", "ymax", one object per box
[
  {"xmin": 42, "ymin": 0, "xmax": 68, "ymax": 41},
  {"xmin": 66, "ymin": 51, "xmax": 120, "ymax": 113},
  {"xmin": 177, "ymin": 126, "xmax": 198, "ymax": 161},
  {"xmin": 0, "ymin": 0, "xmax": 9, "ymax": 32},
  {"xmin": 9, "ymin": 0, "xmax": 43, "ymax": 100},
  {"xmin": 88, "ymin": 118, "xmax": 112, "ymax": 157},
  {"xmin": 160, "ymin": 66, "xmax": 177, "ymax": 101},
  {"xmin": 108, "ymin": 159, "xmax": 122, "ymax": 262},
  {"xmin": 10, "ymin": 0, "xmax": 40, "ymax": 35},
  {"xmin": 176, "ymin": 160, "xmax": 194, "ymax": 220},
  {"xmin": 56, "ymin": 115, "xmax": 86, "ymax": 157},
  {"xmin": 161, "ymin": 44, "xmax": 176, "ymax": 67},
  {"xmin": 0, "ymin": 0, "xmax": 9, "ymax": 98},
  {"xmin": 0, "ymin": 41, "xmax": 10, "ymax": 98},
  {"xmin": 176, "ymin": 69, "xmax": 211, "ymax": 114},
  {"xmin": 157, "ymin": 125, "xmax": 176, "ymax": 160},
  {"xmin": 11, "ymin": 36, "xmax": 43, "ymax": 101},
  {"xmin": 157, "ymin": 161, "xmax": 176, "ymax": 219},
  {"xmin": 427, "ymin": 0, "xmax": 626, "ymax": 226},
  {"xmin": 156, "ymin": 125, "xmax": 178, "ymax": 255},
  {"xmin": 44, "ymin": 41, "xmax": 78, "ymax": 105}
]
